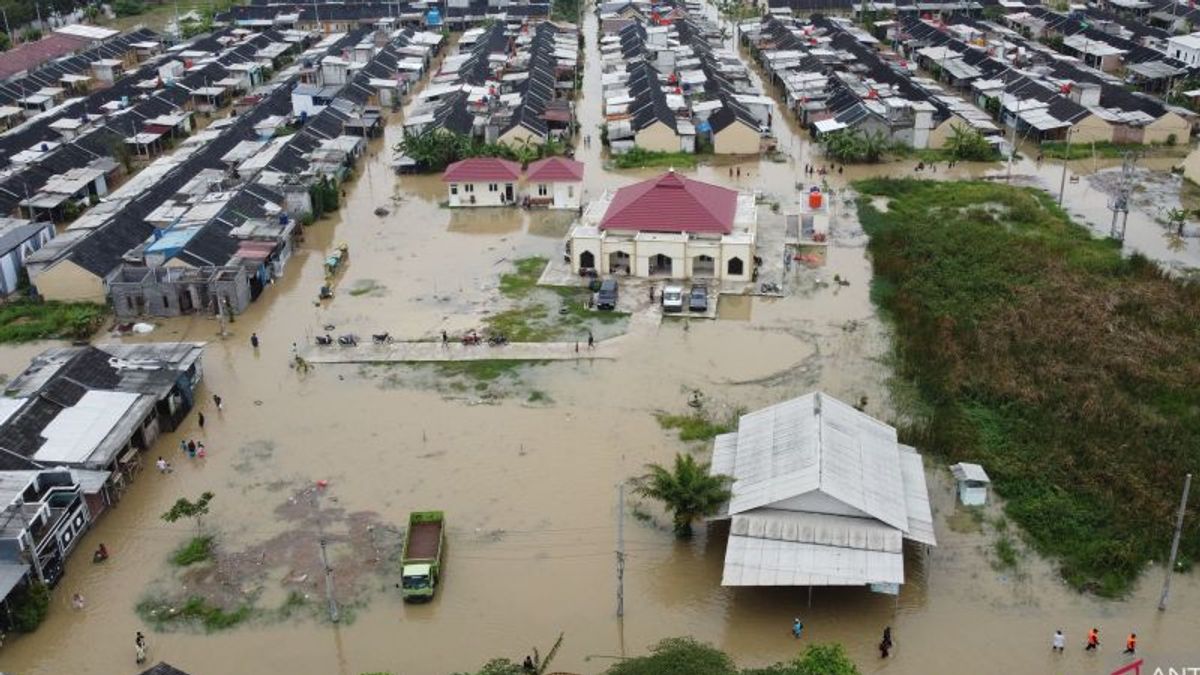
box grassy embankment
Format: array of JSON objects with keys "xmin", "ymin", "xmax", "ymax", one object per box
[
  {"xmin": 0, "ymin": 301, "xmax": 107, "ymax": 343},
  {"xmin": 427, "ymin": 258, "xmax": 627, "ymax": 383},
  {"xmin": 612, "ymin": 148, "xmax": 700, "ymax": 170},
  {"xmin": 856, "ymin": 178, "xmax": 1200, "ymax": 596},
  {"xmin": 1039, "ymin": 140, "xmax": 1189, "ymax": 161},
  {"xmin": 484, "ymin": 256, "xmax": 627, "ymax": 341}
]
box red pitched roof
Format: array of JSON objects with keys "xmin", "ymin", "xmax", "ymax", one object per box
[
  {"xmin": 526, "ymin": 156, "xmax": 584, "ymax": 182},
  {"xmin": 0, "ymin": 33, "xmax": 92, "ymax": 81},
  {"xmin": 600, "ymin": 171, "xmax": 737, "ymax": 235},
  {"xmin": 441, "ymin": 158, "xmax": 522, "ymax": 182}
]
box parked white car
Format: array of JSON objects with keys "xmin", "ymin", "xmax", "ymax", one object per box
[{"xmin": 661, "ymin": 284, "xmax": 685, "ymax": 313}]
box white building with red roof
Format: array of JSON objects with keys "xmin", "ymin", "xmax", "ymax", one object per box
[
  {"xmin": 568, "ymin": 170, "xmax": 756, "ymax": 281},
  {"xmin": 525, "ymin": 157, "xmax": 585, "ymax": 210},
  {"xmin": 441, "ymin": 158, "xmax": 523, "ymax": 207}
]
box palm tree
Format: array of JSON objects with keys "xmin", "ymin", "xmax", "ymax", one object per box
[
  {"xmin": 633, "ymin": 453, "xmax": 732, "ymax": 538},
  {"xmin": 1166, "ymin": 207, "xmax": 1188, "ymax": 236}
]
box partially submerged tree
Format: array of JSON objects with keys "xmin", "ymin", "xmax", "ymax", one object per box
[
  {"xmin": 632, "ymin": 454, "xmax": 731, "ymax": 538},
  {"xmin": 1166, "ymin": 207, "xmax": 1188, "ymax": 236},
  {"xmin": 821, "ymin": 128, "xmax": 888, "ymax": 164},
  {"xmin": 162, "ymin": 491, "xmax": 215, "ymax": 532},
  {"xmin": 606, "ymin": 637, "xmax": 735, "ymax": 675},
  {"xmin": 945, "ymin": 124, "xmax": 996, "ymax": 162}
]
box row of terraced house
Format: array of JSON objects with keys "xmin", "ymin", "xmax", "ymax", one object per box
[
  {"xmin": 746, "ymin": 5, "xmax": 1198, "ymax": 150},
  {"xmin": 599, "ymin": 1, "xmax": 775, "ymax": 155},
  {"xmin": 0, "ymin": 21, "xmax": 446, "ymax": 319}
]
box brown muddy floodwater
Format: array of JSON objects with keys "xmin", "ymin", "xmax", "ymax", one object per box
[{"xmin": 4, "ymin": 8, "xmax": 1200, "ymax": 675}]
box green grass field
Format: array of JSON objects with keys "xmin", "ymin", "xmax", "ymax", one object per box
[{"xmin": 856, "ymin": 178, "xmax": 1200, "ymax": 596}]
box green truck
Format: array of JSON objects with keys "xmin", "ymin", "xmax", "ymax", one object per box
[{"xmin": 400, "ymin": 510, "xmax": 445, "ymax": 602}]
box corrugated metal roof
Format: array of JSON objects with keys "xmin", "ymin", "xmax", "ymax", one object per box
[
  {"xmin": 722, "ymin": 526, "xmax": 905, "ymax": 586},
  {"xmin": 713, "ymin": 392, "xmax": 938, "ymax": 587},
  {"xmin": 898, "ymin": 447, "xmax": 936, "ymax": 546},
  {"xmin": 725, "ymin": 392, "xmax": 909, "ymax": 530}
]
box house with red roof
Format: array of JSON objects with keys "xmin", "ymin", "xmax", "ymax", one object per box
[
  {"xmin": 525, "ymin": 157, "xmax": 584, "ymax": 209},
  {"xmin": 441, "ymin": 158, "xmax": 523, "ymax": 207},
  {"xmin": 568, "ymin": 170, "xmax": 756, "ymax": 281}
]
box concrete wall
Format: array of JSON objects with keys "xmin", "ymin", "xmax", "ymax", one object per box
[
  {"xmin": 499, "ymin": 126, "xmax": 544, "ymax": 147},
  {"xmin": 633, "ymin": 238, "xmax": 686, "ymax": 278},
  {"xmin": 634, "ymin": 122, "xmax": 680, "ymax": 153},
  {"xmin": 1143, "ymin": 111, "xmax": 1190, "ymax": 145},
  {"xmin": 719, "ymin": 241, "xmax": 753, "ymax": 282},
  {"xmin": 447, "ymin": 181, "xmax": 512, "ymax": 207},
  {"xmin": 713, "ymin": 121, "xmax": 760, "ymax": 155},
  {"xmin": 552, "ymin": 181, "xmax": 580, "ymax": 209},
  {"xmin": 1070, "ymin": 114, "xmax": 1114, "ymax": 144},
  {"xmin": 32, "ymin": 259, "xmax": 105, "ymax": 303},
  {"xmin": 1181, "ymin": 147, "xmax": 1200, "ymax": 184},
  {"xmin": 571, "ymin": 231, "xmax": 602, "ymax": 272}
]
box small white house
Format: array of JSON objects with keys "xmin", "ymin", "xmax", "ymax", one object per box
[
  {"xmin": 91, "ymin": 59, "xmax": 124, "ymax": 84},
  {"xmin": 441, "ymin": 158, "xmax": 522, "ymax": 207},
  {"xmin": 525, "ymin": 157, "xmax": 584, "ymax": 209},
  {"xmin": 0, "ymin": 217, "xmax": 55, "ymax": 295},
  {"xmin": 291, "ymin": 83, "xmax": 340, "ymax": 118},
  {"xmin": 1168, "ymin": 32, "xmax": 1200, "ymax": 67},
  {"xmin": 950, "ymin": 462, "xmax": 991, "ymax": 506}
]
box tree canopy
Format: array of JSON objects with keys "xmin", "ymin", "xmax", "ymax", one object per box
[
  {"xmin": 395, "ymin": 129, "xmax": 566, "ymax": 172},
  {"xmin": 632, "ymin": 454, "xmax": 731, "ymax": 537},
  {"xmin": 820, "ymin": 128, "xmax": 888, "ymax": 164}
]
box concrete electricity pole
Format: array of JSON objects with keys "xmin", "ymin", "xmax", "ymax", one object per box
[
  {"xmin": 1158, "ymin": 473, "xmax": 1192, "ymax": 611},
  {"xmin": 616, "ymin": 481, "xmax": 625, "ymax": 618}
]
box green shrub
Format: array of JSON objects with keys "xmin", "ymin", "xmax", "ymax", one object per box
[
  {"xmin": 113, "ymin": 0, "xmax": 145, "ymax": 16},
  {"xmin": 613, "ymin": 147, "xmax": 698, "ymax": 169},
  {"xmin": 171, "ymin": 535, "xmax": 214, "ymax": 566},
  {"xmin": 0, "ymin": 300, "xmax": 107, "ymax": 342},
  {"xmin": 11, "ymin": 581, "xmax": 50, "ymax": 632}
]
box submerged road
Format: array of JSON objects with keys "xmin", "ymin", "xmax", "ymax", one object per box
[{"xmin": 303, "ymin": 339, "xmax": 618, "ymax": 363}]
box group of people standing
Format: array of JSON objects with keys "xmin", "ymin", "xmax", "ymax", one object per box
[
  {"xmin": 802, "ymin": 163, "xmax": 842, "ymax": 176},
  {"xmin": 1056, "ymin": 627, "xmax": 1138, "ymax": 655}
]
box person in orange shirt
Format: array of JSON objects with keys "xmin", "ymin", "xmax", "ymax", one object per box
[
  {"xmin": 1085, "ymin": 627, "xmax": 1100, "ymax": 651},
  {"xmin": 1124, "ymin": 633, "xmax": 1137, "ymax": 654}
]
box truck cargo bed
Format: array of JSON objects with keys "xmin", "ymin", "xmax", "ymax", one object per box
[{"xmin": 407, "ymin": 521, "xmax": 442, "ymax": 559}]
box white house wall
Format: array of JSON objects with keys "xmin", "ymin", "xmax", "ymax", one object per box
[
  {"xmin": 447, "ymin": 181, "xmax": 513, "ymax": 207},
  {"xmin": 570, "ymin": 231, "xmax": 755, "ymax": 281},
  {"xmin": 552, "ymin": 182, "xmax": 580, "ymax": 209}
]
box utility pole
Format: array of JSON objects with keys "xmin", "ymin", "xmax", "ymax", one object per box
[
  {"xmin": 0, "ymin": 7, "xmax": 12, "ymax": 50},
  {"xmin": 1057, "ymin": 128, "xmax": 1073, "ymax": 206},
  {"xmin": 314, "ymin": 487, "xmax": 340, "ymax": 623},
  {"xmin": 616, "ymin": 482, "xmax": 625, "ymax": 618},
  {"xmin": 1158, "ymin": 472, "xmax": 1192, "ymax": 611},
  {"xmin": 1005, "ymin": 120, "xmax": 1016, "ymax": 181}
]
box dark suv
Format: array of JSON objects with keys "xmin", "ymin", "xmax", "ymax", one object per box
[
  {"xmin": 596, "ymin": 279, "xmax": 619, "ymax": 310},
  {"xmin": 689, "ymin": 285, "xmax": 708, "ymax": 312}
]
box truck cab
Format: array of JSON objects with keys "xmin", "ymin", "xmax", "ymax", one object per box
[
  {"xmin": 401, "ymin": 563, "xmax": 436, "ymax": 599},
  {"xmin": 400, "ymin": 510, "xmax": 445, "ymax": 602}
]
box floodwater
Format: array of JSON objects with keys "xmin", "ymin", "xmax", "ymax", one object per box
[{"xmin": 4, "ymin": 7, "xmax": 1200, "ymax": 675}]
